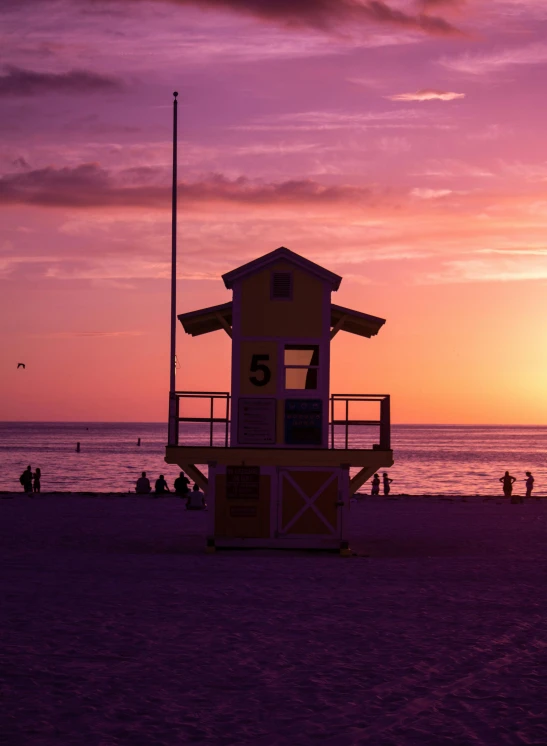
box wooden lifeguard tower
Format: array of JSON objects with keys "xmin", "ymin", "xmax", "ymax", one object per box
[{"xmin": 165, "ymin": 247, "xmax": 393, "ymax": 552}]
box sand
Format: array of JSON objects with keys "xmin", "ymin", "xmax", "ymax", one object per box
[{"xmin": 1, "ymin": 494, "xmax": 546, "ymax": 745}]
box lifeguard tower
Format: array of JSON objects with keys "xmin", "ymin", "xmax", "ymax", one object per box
[{"xmin": 165, "ymin": 247, "xmax": 393, "ymax": 552}]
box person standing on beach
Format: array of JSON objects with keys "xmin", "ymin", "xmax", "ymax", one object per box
[
  {"xmin": 33, "ymin": 467, "xmax": 41, "ymax": 494},
  {"xmin": 371, "ymin": 474, "xmax": 380, "ymax": 496},
  {"xmin": 383, "ymin": 473, "xmax": 393, "ymax": 495},
  {"xmin": 135, "ymin": 471, "xmax": 151, "ymax": 494},
  {"xmin": 500, "ymin": 471, "xmax": 518, "ymax": 502},
  {"xmin": 525, "ymin": 472, "xmax": 535, "ymax": 499},
  {"xmin": 154, "ymin": 474, "xmax": 170, "ymax": 496},
  {"xmin": 20, "ymin": 465, "xmax": 33, "ymax": 494}
]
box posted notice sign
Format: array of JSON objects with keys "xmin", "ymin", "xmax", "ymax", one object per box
[
  {"xmin": 226, "ymin": 466, "xmax": 260, "ymax": 500},
  {"xmin": 238, "ymin": 398, "xmax": 276, "ymax": 444},
  {"xmin": 284, "ymin": 398, "xmax": 323, "ymax": 446}
]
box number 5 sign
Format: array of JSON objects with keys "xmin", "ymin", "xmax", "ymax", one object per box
[
  {"xmin": 250, "ymin": 354, "xmax": 271, "ymax": 387},
  {"xmin": 240, "ymin": 341, "xmax": 277, "ymax": 395}
]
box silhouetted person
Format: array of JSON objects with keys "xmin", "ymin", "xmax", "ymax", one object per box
[
  {"xmin": 525, "ymin": 471, "xmax": 535, "ymax": 499},
  {"xmin": 135, "ymin": 471, "xmax": 151, "ymax": 494},
  {"xmin": 174, "ymin": 471, "xmax": 190, "ymax": 497},
  {"xmin": 371, "ymin": 474, "xmax": 380, "ymax": 496},
  {"xmin": 20, "ymin": 465, "xmax": 33, "ymax": 494},
  {"xmin": 155, "ymin": 474, "xmax": 170, "ymax": 495},
  {"xmin": 33, "ymin": 467, "xmax": 41, "ymax": 494},
  {"xmin": 500, "ymin": 471, "xmax": 517, "ymax": 502},
  {"xmin": 187, "ymin": 483, "xmax": 205, "ymax": 510},
  {"xmin": 383, "ymin": 472, "xmax": 393, "ymax": 496}
]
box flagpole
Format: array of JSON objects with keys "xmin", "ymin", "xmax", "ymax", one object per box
[{"xmin": 168, "ymin": 91, "xmax": 178, "ymax": 445}]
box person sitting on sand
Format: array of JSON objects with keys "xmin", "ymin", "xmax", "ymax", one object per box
[
  {"xmin": 383, "ymin": 472, "xmax": 393, "ymax": 496},
  {"xmin": 186, "ymin": 483, "xmax": 206, "ymax": 510},
  {"xmin": 525, "ymin": 471, "xmax": 535, "ymax": 499},
  {"xmin": 371, "ymin": 474, "xmax": 380, "ymax": 496},
  {"xmin": 500, "ymin": 471, "xmax": 518, "ymax": 502},
  {"xmin": 135, "ymin": 471, "xmax": 151, "ymax": 494},
  {"xmin": 20, "ymin": 465, "xmax": 33, "ymax": 494},
  {"xmin": 154, "ymin": 474, "xmax": 170, "ymax": 496},
  {"xmin": 33, "ymin": 467, "xmax": 41, "ymax": 494},
  {"xmin": 174, "ymin": 471, "xmax": 190, "ymax": 497}
]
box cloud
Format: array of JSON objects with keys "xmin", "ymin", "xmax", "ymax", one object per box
[
  {"xmin": 423, "ymin": 252, "xmax": 547, "ymax": 284},
  {"xmin": 411, "ymin": 188, "xmax": 453, "ymax": 198},
  {"xmin": 378, "ymin": 136, "xmax": 411, "ymax": 154},
  {"xmin": 0, "ymin": 66, "xmax": 122, "ymax": 96},
  {"xmin": 440, "ymin": 42, "xmax": 547, "ymax": 75},
  {"xmin": 235, "ymin": 108, "xmax": 457, "ymax": 132},
  {"xmin": 0, "ymin": 163, "xmax": 388, "ymax": 210},
  {"xmin": 387, "ymin": 89, "xmax": 465, "ymax": 101},
  {"xmin": 41, "ymin": 331, "xmax": 144, "ymax": 338},
  {"xmin": 12, "ymin": 156, "xmax": 30, "ymax": 169},
  {"xmin": 478, "ymin": 248, "xmax": 547, "ymax": 256},
  {"xmin": 0, "ymin": 164, "xmax": 165, "ymax": 208},
  {"xmin": 108, "ymin": 0, "xmax": 463, "ymax": 36},
  {"xmin": 419, "ymin": 0, "xmax": 463, "ymax": 7},
  {"xmin": 413, "ymin": 159, "xmax": 495, "ymax": 179}
]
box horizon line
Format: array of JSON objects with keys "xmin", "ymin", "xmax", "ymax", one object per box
[{"xmin": 1, "ymin": 420, "xmax": 546, "ymax": 428}]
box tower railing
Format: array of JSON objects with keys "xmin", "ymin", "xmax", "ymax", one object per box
[
  {"xmin": 172, "ymin": 391, "xmax": 390, "ymax": 450},
  {"xmin": 329, "ymin": 394, "xmax": 390, "ymax": 450},
  {"xmin": 173, "ymin": 391, "xmax": 230, "ymax": 447}
]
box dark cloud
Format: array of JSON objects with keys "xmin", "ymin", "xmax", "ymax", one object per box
[
  {"xmin": 158, "ymin": 0, "xmax": 464, "ymax": 36},
  {"xmin": 0, "ymin": 66, "xmax": 122, "ymax": 97},
  {"xmin": 180, "ymin": 173, "xmax": 376, "ymax": 205},
  {"xmin": 12, "ymin": 156, "xmax": 31, "ymax": 169},
  {"xmin": 8, "ymin": 0, "xmax": 464, "ymax": 36},
  {"xmin": 1, "ymin": 0, "xmax": 464, "ymax": 36},
  {"xmin": 420, "ymin": 0, "xmax": 463, "ymax": 6},
  {"xmin": 0, "ymin": 163, "xmax": 381, "ymax": 209},
  {"xmin": 0, "ymin": 164, "xmax": 159, "ymax": 208}
]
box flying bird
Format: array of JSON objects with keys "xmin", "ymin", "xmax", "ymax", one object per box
[{"xmin": 17, "ymin": 363, "xmax": 25, "ymax": 369}]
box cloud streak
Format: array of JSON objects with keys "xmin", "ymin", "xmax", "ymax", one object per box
[
  {"xmin": 0, "ymin": 163, "xmax": 387, "ymax": 209},
  {"xmin": 387, "ymin": 89, "xmax": 465, "ymax": 101},
  {"xmin": 441, "ymin": 42, "xmax": 547, "ymax": 75},
  {"xmin": 0, "ymin": 66, "xmax": 122, "ymax": 97},
  {"xmin": 411, "ymin": 187, "xmax": 454, "ymax": 198},
  {"xmin": 425, "ymin": 256, "xmax": 547, "ymax": 283},
  {"xmin": 41, "ymin": 331, "xmax": 144, "ymax": 338},
  {"xmin": 112, "ymin": 0, "xmax": 463, "ymax": 36}
]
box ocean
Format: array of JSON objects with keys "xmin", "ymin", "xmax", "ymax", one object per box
[{"xmin": 0, "ymin": 421, "xmax": 545, "ymax": 496}]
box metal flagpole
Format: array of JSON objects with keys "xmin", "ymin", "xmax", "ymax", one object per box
[{"xmin": 168, "ymin": 91, "xmax": 178, "ymax": 445}]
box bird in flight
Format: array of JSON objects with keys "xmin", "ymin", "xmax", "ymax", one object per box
[{"xmin": 17, "ymin": 363, "xmax": 25, "ymax": 369}]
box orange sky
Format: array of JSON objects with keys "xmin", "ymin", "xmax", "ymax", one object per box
[{"xmin": 1, "ymin": 0, "xmax": 547, "ymax": 424}]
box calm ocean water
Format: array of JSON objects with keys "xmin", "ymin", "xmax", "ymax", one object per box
[{"xmin": 0, "ymin": 422, "xmax": 545, "ymax": 496}]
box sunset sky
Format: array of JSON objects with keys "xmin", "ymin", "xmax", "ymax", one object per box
[{"xmin": 1, "ymin": 0, "xmax": 547, "ymax": 424}]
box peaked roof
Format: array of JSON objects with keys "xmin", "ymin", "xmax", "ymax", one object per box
[{"xmin": 222, "ymin": 247, "xmax": 342, "ymax": 290}]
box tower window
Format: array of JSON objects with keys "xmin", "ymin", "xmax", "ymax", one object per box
[
  {"xmin": 284, "ymin": 344, "xmax": 319, "ymax": 390},
  {"xmin": 271, "ymin": 272, "xmax": 292, "ymax": 299}
]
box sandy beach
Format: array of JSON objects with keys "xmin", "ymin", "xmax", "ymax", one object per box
[{"xmin": 1, "ymin": 494, "xmax": 546, "ymax": 745}]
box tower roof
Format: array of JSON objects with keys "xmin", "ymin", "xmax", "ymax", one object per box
[
  {"xmin": 178, "ymin": 301, "xmax": 384, "ymax": 339},
  {"xmin": 222, "ymin": 247, "xmax": 342, "ymax": 291}
]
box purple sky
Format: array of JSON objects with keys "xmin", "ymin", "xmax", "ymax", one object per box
[{"xmin": 2, "ymin": 0, "xmax": 547, "ymax": 423}]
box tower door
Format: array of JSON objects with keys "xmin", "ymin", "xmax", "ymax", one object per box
[{"xmin": 278, "ymin": 468, "xmax": 341, "ymax": 538}]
